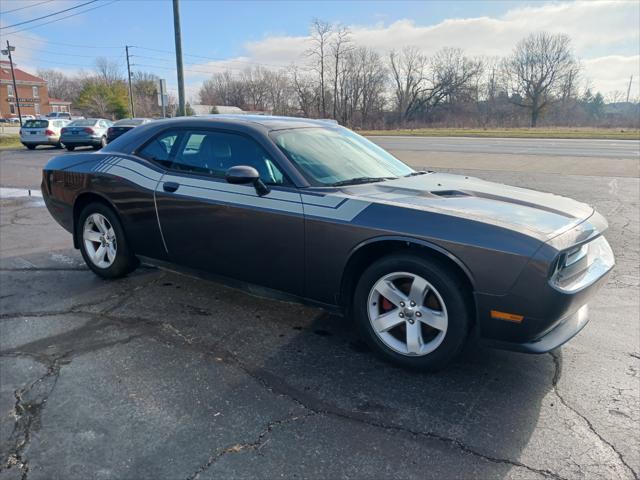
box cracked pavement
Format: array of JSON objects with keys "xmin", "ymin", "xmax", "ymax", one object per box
[{"xmin": 0, "ymin": 146, "xmax": 638, "ymax": 479}]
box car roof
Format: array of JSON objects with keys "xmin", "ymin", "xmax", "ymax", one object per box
[{"xmin": 190, "ymin": 114, "xmax": 338, "ymax": 131}]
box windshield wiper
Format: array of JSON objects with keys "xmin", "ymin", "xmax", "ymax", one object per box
[
  {"xmin": 329, "ymin": 176, "xmax": 396, "ymax": 187},
  {"xmin": 404, "ymin": 170, "xmax": 428, "ymax": 177}
]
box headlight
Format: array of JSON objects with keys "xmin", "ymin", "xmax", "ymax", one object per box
[{"xmin": 550, "ymin": 236, "xmax": 614, "ymax": 293}]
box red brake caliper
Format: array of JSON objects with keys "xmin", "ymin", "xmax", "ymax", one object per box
[{"xmin": 380, "ymin": 296, "xmax": 394, "ymax": 312}]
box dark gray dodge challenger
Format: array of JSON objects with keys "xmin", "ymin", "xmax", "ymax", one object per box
[{"xmin": 41, "ymin": 115, "xmax": 615, "ymax": 370}]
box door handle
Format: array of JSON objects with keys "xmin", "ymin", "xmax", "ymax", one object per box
[{"xmin": 163, "ymin": 181, "xmax": 179, "ymax": 193}]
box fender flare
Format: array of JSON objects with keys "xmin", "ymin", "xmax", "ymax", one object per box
[{"xmin": 341, "ymin": 234, "xmax": 477, "ymax": 295}]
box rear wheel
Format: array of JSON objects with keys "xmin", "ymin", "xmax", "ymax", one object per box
[
  {"xmin": 77, "ymin": 202, "xmax": 139, "ymax": 279},
  {"xmin": 352, "ymin": 253, "xmax": 471, "ymax": 371},
  {"xmin": 93, "ymin": 136, "xmax": 107, "ymax": 150},
  {"xmin": 66, "ymin": 145, "xmax": 75, "ymax": 151},
  {"xmin": 26, "ymin": 144, "xmax": 36, "ymax": 150}
]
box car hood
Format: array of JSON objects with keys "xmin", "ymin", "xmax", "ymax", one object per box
[{"xmin": 337, "ymin": 173, "xmax": 594, "ymax": 241}]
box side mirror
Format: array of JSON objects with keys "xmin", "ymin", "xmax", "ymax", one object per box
[{"xmin": 225, "ymin": 165, "xmax": 270, "ymax": 196}]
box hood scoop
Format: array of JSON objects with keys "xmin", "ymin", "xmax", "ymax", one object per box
[{"xmin": 431, "ymin": 190, "xmax": 471, "ymax": 198}]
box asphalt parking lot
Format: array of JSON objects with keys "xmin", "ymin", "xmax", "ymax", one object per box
[{"xmin": 0, "ymin": 143, "xmax": 638, "ymax": 480}]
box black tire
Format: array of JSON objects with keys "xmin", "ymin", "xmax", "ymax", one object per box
[
  {"xmin": 66, "ymin": 145, "xmax": 75, "ymax": 151},
  {"xmin": 26, "ymin": 144, "xmax": 36, "ymax": 150},
  {"xmin": 93, "ymin": 136, "xmax": 107, "ymax": 150},
  {"xmin": 352, "ymin": 253, "xmax": 471, "ymax": 371},
  {"xmin": 77, "ymin": 202, "xmax": 139, "ymax": 279},
  {"xmin": 55, "ymin": 143, "xmax": 63, "ymax": 149}
]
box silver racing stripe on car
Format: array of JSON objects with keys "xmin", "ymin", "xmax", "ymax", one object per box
[
  {"xmin": 301, "ymin": 196, "xmax": 370, "ymax": 222},
  {"xmin": 92, "ymin": 156, "xmax": 370, "ymax": 222}
]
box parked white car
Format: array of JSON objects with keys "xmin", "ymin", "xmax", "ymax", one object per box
[{"xmin": 20, "ymin": 118, "xmax": 71, "ymax": 149}]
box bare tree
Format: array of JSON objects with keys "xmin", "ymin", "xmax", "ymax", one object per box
[
  {"xmin": 388, "ymin": 47, "xmax": 428, "ymax": 125},
  {"xmin": 94, "ymin": 57, "xmax": 123, "ymax": 85},
  {"xmin": 307, "ymin": 19, "xmax": 332, "ymax": 117},
  {"xmin": 37, "ymin": 69, "xmax": 82, "ymax": 101},
  {"xmin": 425, "ymin": 48, "xmax": 483, "ymax": 111},
  {"xmin": 504, "ymin": 32, "xmax": 579, "ymax": 127},
  {"xmin": 132, "ymin": 71, "xmax": 160, "ymax": 117},
  {"xmin": 292, "ymin": 66, "xmax": 317, "ymax": 117},
  {"xmin": 330, "ymin": 24, "xmax": 352, "ymax": 119},
  {"xmin": 198, "ymin": 71, "xmax": 246, "ymax": 108}
]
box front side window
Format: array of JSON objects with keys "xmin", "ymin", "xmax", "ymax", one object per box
[
  {"xmin": 170, "ymin": 130, "xmax": 286, "ymax": 185},
  {"xmin": 137, "ymin": 131, "xmax": 179, "ymax": 167},
  {"xmin": 271, "ymin": 127, "xmax": 413, "ymax": 186}
]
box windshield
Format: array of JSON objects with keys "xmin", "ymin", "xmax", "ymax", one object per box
[
  {"xmin": 271, "ymin": 127, "xmax": 413, "ymax": 186},
  {"xmin": 23, "ymin": 120, "xmax": 49, "ymax": 128},
  {"xmin": 68, "ymin": 119, "xmax": 97, "ymax": 127}
]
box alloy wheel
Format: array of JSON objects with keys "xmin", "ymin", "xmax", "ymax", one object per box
[
  {"xmin": 83, "ymin": 213, "xmax": 117, "ymax": 268},
  {"xmin": 367, "ymin": 271, "xmax": 448, "ymax": 356}
]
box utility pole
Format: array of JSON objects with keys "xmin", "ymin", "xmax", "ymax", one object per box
[
  {"xmin": 172, "ymin": 0, "xmax": 186, "ymax": 116},
  {"xmin": 626, "ymin": 75, "xmax": 633, "ymax": 103},
  {"xmin": 1, "ymin": 41, "xmax": 23, "ymax": 126},
  {"xmin": 125, "ymin": 45, "xmax": 135, "ymax": 117}
]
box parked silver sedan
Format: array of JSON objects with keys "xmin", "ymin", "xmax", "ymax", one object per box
[
  {"xmin": 60, "ymin": 118, "xmax": 113, "ymax": 151},
  {"xmin": 20, "ymin": 118, "xmax": 71, "ymax": 149}
]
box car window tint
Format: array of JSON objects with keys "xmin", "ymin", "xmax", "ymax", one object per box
[
  {"xmin": 23, "ymin": 120, "xmax": 48, "ymax": 128},
  {"xmin": 138, "ymin": 131, "xmax": 179, "ymax": 167},
  {"xmin": 170, "ymin": 130, "xmax": 286, "ymax": 185}
]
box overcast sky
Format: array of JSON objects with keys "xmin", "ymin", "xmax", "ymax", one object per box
[{"xmin": 1, "ymin": 0, "xmax": 638, "ymax": 102}]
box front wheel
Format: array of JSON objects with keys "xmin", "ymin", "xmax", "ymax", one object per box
[
  {"xmin": 352, "ymin": 253, "xmax": 471, "ymax": 371},
  {"xmin": 77, "ymin": 202, "xmax": 139, "ymax": 279},
  {"xmin": 66, "ymin": 145, "xmax": 75, "ymax": 151},
  {"xmin": 26, "ymin": 144, "xmax": 36, "ymax": 150}
]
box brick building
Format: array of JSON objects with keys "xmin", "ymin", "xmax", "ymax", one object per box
[{"xmin": 0, "ymin": 60, "xmax": 61, "ymax": 119}]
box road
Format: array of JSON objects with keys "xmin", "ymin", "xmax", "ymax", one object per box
[
  {"xmin": 370, "ymin": 136, "xmax": 640, "ymax": 159},
  {"xmin": 0, "ymin": 143, "xmax": 639, "ymax": 480}
]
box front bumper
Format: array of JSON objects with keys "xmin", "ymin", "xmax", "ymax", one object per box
[
  {"xmin": 483, "ymin": 304, "xmax": 589, "ymax": 353},
  {"xmin": 475, "ymin": 221, "xmax": 613, "ymax": 352}
]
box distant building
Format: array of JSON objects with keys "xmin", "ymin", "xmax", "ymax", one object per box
[
  {"xmin": 0, "ymin": 60, "xmax": 65, "ymax": 119},
  {"xmin": 49, "ymin": 98, "xmax": 72, "ymax": 114}
]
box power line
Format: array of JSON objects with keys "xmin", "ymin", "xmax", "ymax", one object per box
[
  {"xmin": 1, "ymin": 0, "xmax": 99, "ymax": 30},
  {"xmin": 12, "ymin": 43, "xmax": 121, "ymax": 59},
  {"xmin": 1, "ymin": 0, "xmax": 55, "ymax": 15},
  {"xmin": 2, "ymin": 0, "xmax": 119, "ymax": 35},
  {"xmin": 6, "ymin": 32, "xmax": 123, "ymax": 49}
]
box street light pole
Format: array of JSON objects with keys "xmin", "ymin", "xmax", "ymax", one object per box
[
  {"xmin": 2, "ymin": 41, "xmax": 23, "ymax": 126},
  {"xmin": 172, "ymin": 0, "xmax": 186, "ymax": 116}
]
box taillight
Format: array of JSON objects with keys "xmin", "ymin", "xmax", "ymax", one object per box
[
  {"xmin": 45, "ymin": 129, "xmax": 55, "ymax": 136},
  {"xmin": 84, "ymin": 127, "xmax": 94, "ymax": 134},
  {"xmin": 61, "ymin": 128, "xmax": 67, "ymax": 134}
]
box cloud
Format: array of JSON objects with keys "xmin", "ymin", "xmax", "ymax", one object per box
[
  {"xmin": 582, "ymin": 55, "xmax": 640, "ymax": 99},
  {"xmin": 181, "ymin": 0, "xmax": 639, "ymax": 96}
]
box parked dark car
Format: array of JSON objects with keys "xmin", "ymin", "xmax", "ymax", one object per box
[
  {"xmin": 60, "ymin": 118, "xmax": 113, "ymax": 151},
  {"xmin": 106, "ymin": 118, "xmax": 153, "ymax": 143},
  {"xmin": 41, "ymin": 116, "xmax": 614, "ymax": 370}
]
